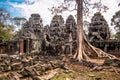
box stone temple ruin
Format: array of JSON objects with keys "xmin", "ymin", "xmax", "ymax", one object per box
[
  {"xmin": 0, "ymin": 12, "xmax": 120, "ymax": 57},
  {"xmin": 0, "ymin": 13, "xmax": 120, "ymax": 79}
]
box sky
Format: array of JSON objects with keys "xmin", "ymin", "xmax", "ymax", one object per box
[{"xmin": 0, "ymin": 0, "xmax": 120, "ymax": 32}]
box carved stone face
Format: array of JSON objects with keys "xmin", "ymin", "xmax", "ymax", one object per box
[
  {"xmin": 29, "ymin": 14, "xmax": 43, "ymax": 27},
  {"xmin": 65, "ymin": 15, "xmax": 77, "ymax": 40},
  {"xmin": 32, "ymin": 18, "xmax": 42, "ymax": 24},
  {"xmin": 66, "ymin": 15, "xmax": 76, "ymax": 31},
  {"xmin": 50, "ymin": 20, "xmax": 59, "ymax": 27},
  {"xmin": 50, "ymin": 15, "xmax": 64, "ymax": 27}
]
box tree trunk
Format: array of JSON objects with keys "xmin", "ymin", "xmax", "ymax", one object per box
[{"xmin": 74, "ymin": 0, "xmax": 84, "ymax": 61}]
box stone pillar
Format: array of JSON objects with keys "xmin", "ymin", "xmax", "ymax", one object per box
[
  {"xmin": 0, "ymin": 46, "xmax": 2, "ymax": 54},
  {"xmin": 119, "ymin": 43, "xmax": 120, "ymax": 53},
  {"xmin": 29, "ymin": 39, "xmax": 32, "ymax": 53},
  {"xmin": 118, "ymin": 43, "xmax": 120, "ymax": 56},
  {"xmin": 20, "ymin": 40, "xmax": 24, "ymax": 54},
  {"xmin": 104, "ymin": 44, "xmax": 108, "ymax": 52},
  {"xmin": 6, "ymin": 44, "xmax": 8, "ymax": 54},
  {"xmin": 69, "ymin": 33, "xmax": 73, "ymax": 55},
  {"xmin": 27, "ymin": 39, "xmax": 30, "ymax": 54}
]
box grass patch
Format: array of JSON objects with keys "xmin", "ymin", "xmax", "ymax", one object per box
[
  {"xmin": 52, "ymin": 72, "xmax": 73, "ymax": 80},
  {"xmin": 0, "ymin": 76, "xmax": 9, "ymax": 80}
]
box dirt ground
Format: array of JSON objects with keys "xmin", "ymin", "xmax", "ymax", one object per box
[
  {"xmin": 0, "ymin": 56, "xmax": 120, "ymax": 80},
  {"xmin": 52, "ymin": 62, "xmax": 120, "ymax": 80}
]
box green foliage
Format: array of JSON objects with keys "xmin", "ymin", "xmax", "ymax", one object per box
[
  {"xmin": 12, "ymin": 17, "xmax": 26, "ymax": 26},
  {"xmin": 0, "ymin": 8, "xmax": 13, "ymax": 41},
  {"xmin": 0, "ymin": 8, "xmax": 26, "ymax": 41},
  {"xmin": 111, "ymin": 10, "xmax": 120, "ymax": 39},
  {"xmin": 0, "ymin": 22, "xmax": 14, "ymax": 41},
  {"xmin": 0, "ymin": 8, "xmax": 10, "ymax": 23},
  {"xmin": 0, "ymin": 76, "xmax": 9, "ymax": 80},
  {"xmin": 115, "ymin": 32, "xmax": 120, "ymax": 39},
  {"xmin": 53, "ymin": 73, "xmax": 73, "ymax": 80}
]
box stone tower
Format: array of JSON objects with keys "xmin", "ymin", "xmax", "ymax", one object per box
[
  {"xmin": 17, "ymin": 13, "xmax": 43, "ymax": 54},
  {"xmin": 28, "ymin": 14, "xmax": 43, "ymax": 37},
  {"xmin": 66, "ymin": 15, "xmax": 77, "ymax": 41},
  {"xmin": 49, "ymin": 15, "xmax": 65, "ymax": 43},
  {"xmin": 88, "ymin": 12, "xmax": 110, "ymax": 41},
  {"xmin": 43, "ymin": 15, "xmax": 66, "ymax": 55},
  {"xmin": 29, "ymin": 14, "xmax": 43, "ymax": 27},
  {"xmin": 65, "ymin": 15, "xmax": 77, "ymax": 54},
  {"xmin": 20, "ymin": 13, "xmax": 43, "ymax": 39}
]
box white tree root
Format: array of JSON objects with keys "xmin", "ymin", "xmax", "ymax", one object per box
[{"xmin": 74, "ymin": 32, "xmax": 120, "ymax": 62}]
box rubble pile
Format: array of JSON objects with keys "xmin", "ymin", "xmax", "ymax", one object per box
[{"xmin": 0, "ymin": 53, "xmax": 66, "ymax": 80}]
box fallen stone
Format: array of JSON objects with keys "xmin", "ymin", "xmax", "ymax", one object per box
[
  {"xmin": 91, "ymin": 66, "xmax": 103, "ymax": 71},
  {"xmin": 104, "ymin": 58, "xmax": 120, "ymax": 67},
  {"xmin": 7, "ymin": 72, "xmax": 22, "ymax": 80},
  {"xmin": 36, "ymin": 69, "xmax": 58, "ymax": 80},
  {"xmin": 88, "ymin": 74, "xmax": 95, "ymax": 77},
  {"xmin": 20, "ymin": 67, "xmax": 39, "ymax": 77},
  {"xmin": 11, "ymin": 62, "xmax": 22, "ymax": 71},
  {"xmin": 95, "ymin": 77, "xmax": 101, "ymax": 80}
]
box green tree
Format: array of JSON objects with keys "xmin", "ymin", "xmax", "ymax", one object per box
[
  {"xmin": 0, "ymin": 22, "xmax": 14, "ymax": 41},
  {"xmin": 0, "ymin": 8, "xmax": 10, "ymax": 23},
  {"xmin": 111, "ymin": 10, "xmax": 120, "ymax": 39},
  {"xmin": 12, "ymin": 17, "xmax": 26, "ymax": 26},
  {"xmin": 0, "ymin": 8, "xmax": 14, "ymax": 41},
  {"xmin": 115, "ymin": 32, "xmax": 120, "ymax": 39},
  {"xmin": 111, "ymin": 10, "xmax": 120, "ymax": 31}
]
